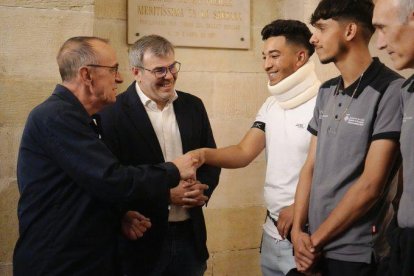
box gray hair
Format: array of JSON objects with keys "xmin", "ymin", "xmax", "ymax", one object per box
[
  {"xmin": 57, "ymin": 36, "xmax": 109, "ymax": 81},
  {"xmin": 396, "ymin": 0, "xmax": 414, "ymax": 22},
  {"xmin": 128, "ymin": 35, "xmax": 175, "ymax": 68}
]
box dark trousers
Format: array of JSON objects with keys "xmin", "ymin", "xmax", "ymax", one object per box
[
  {"xmin": 148, "ymin": 220, "xmax": 206, "ymax": 276},
  {"xmin": 319, "ymin": 257, "xmax": 377, "ymax": 276},
  {"xmin": 382, "ymin": 226, "xmax": 414, "ymax": 276}
]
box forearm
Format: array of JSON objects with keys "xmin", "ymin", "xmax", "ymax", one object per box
[
  {"xmin": 292, "ymin": 166, "xmax": 312, "ymax": 234},
  {"xmin": 203, "ymin": 146, "xmax": 256, "ymax": 168},
  {"xmin": 311, "ymin": 177, "xmax": 383, "ymax": 249},
  {"xmin": 293, "ymin": 136, "xmax": 317, "ymax": 235},
  {"xmin": 311, "ymin": 139, "xmax": 399, "ymax": 249}
]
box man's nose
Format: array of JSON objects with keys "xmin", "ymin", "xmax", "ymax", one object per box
[{"xmin": 115, "ymin": 71, "xmax": 123, "ymax": 83}]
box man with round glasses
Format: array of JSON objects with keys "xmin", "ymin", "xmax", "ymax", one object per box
[
  {"xmin": 99, "ymin": 34, "xmax": 220, "ymax": 276},
  {"xmin": 13, "ymin": 36, "xmax": 198, "ymax": 275}
]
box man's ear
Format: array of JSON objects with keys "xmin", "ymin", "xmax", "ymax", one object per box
[
  {"xmin": 296, "ymin": 50, "xmax": 307, "ymax": 68},
  {"xmin": 132, "ymin": 67, "xmax": 142, "ymax": 83},
  {"xmin": 131, "ymin": 67, "xmax": 140, "ymax": 77},
  {"xmin": 344, "ymin": 22, "xmax": 358, "ymax": 41},
  {"xmin": 79, "ymin": 66, "xmax": 92, "ymax": 85}
]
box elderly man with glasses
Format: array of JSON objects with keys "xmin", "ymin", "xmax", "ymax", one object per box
[
  {"xmin": 99, "ymin": 34, "xmax": 221, "ymax": 276},
  {"xmin": 13, "ymin": 36, "xmax": 198, "ymax": 276}
]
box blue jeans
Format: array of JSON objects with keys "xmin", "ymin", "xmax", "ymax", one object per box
[
  {"xmin": 261, "ymin": 231, "xmax": 296, "ymax": 276},
  {"xmin": 149, "ymin": 220, "xmax": 206, "ymax": 276}
]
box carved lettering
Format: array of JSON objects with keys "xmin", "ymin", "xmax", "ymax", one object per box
[{"xmin": 137, "ymin": 5, "xmax": 184, "ymax": 17}]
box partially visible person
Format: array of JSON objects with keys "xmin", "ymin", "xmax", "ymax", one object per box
[
  {"xmin": 373, "ymin": 0, "xmax": 414, "ymax": 275},
  {"xmin": 190, "ymin": 19, "xmax": 319, "ymax": 275},
  {"xmin": 13, "ymin": 36, "xmax": 197, "ymax": 276},
  {"xmin": 291, "ymin": 0, "xmax": 404, "ymax": 275},
  {"xmin": 99, "ymin": 34, "xmax": 220, "ymax": 276}
]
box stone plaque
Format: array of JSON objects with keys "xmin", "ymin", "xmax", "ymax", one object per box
[{"xmin": 128, "ymin": 0, "xmax": 250, "ymax": 49}]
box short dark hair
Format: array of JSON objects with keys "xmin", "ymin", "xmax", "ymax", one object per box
[
  {"xmin": 310, "ymin": 0, "xmax": 375, "ymax": 37},
  {"xmin": 261, "ymin": 19, "xmax": 315, "ymax": 57}
]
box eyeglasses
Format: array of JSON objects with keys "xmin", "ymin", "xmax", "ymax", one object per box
[
  {"xmin": 136, "ymin": 61, "xmax": 181, "ymax": 78},
  {"xmin": 87, "ymin": 64, "xmax": 119, "ymax": 75}
]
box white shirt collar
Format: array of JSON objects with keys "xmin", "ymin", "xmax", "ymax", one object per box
[{"xmin": 135, "ymin": 81, "xmax": 178, "ymax": 110}]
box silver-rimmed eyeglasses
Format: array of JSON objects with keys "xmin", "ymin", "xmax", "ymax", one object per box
[
  {"xmin": 87, "ymin": 64, "xmax": 119, "ymax": 75},
  {"xmin": 136, "ymin": 61, "xmax": 181, "ymax": 78}
]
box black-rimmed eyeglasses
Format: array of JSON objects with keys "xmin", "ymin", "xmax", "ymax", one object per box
[
  {"xmin": 87, "ymin": 64, "xmax": 119, "ymax": 75},
  {"xmin": 136, "ymin": 61, "xmax": 181, "ymax": 78}
]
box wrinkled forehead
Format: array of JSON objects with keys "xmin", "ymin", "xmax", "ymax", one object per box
[{"xmin": 374, "ymin": 0, "xmax": 400, "ymax": 25}]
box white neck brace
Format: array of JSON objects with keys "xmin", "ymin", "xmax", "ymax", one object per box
[{"xmin": 267, "ymin": 61, "xmax": 320, "ymax": 109}]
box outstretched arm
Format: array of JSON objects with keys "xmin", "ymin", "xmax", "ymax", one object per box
[{"xmin": 192, "ymin": 128, "xmax": 266, "ymax": 169}]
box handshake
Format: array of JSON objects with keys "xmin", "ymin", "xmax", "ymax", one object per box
[{"xmin": 122, "ymin": 149, "xmax": 208, "ymax": 240}]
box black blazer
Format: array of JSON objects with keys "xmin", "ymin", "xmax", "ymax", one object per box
[{"xmin": 99, "ymin": 82, "xmax": 221, "ymax": 274}]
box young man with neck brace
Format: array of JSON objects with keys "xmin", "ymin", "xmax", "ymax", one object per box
[{"xmin": 190, "ymin": 19, "xmax": 319, "ymax": 275}]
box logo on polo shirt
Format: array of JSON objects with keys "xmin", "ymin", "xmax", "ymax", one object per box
[
  {"xmin": 319, "ymin": 110, "xmax": 328, "ymax": 119},
  {"xmin": 295, "ymin": 123, "xmax": 306, "ymax": 129},
  {"xmin": 403, "ymin": 114, "xmax": 413, "ymax": 123},
  {"xmin": 344, "ymin": 114, "xmax": 365, "ymax": 126}
]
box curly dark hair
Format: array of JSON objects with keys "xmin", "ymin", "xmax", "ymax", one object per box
[
  {"xmin": 261, "ymin": 19, "xmax": 315, "ymax": 57},
  {"xmin": 310, "ymin": 0, "xmax": 375, "ymax": 38}
]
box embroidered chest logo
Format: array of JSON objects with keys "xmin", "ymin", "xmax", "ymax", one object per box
[
  {"xmin": 344, "ymin": 114, "xmax": 365, "ymax": 126},
  {"xmin": 403, "ymin": 114, "xmax": 413, "ymax": 123},
  {"xmin": 295, "ymin": 123, "xmax": 306, "ymax": 129},
  {"xmin": 319, "ymin": 110, "xmax": 328, "ymax": 119}
]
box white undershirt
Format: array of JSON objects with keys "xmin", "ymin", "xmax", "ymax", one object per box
[{"xmin": 136, "ymin": 82, "xmax": 189, "ymax": 221}]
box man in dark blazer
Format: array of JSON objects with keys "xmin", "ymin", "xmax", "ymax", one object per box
[{"xmin": 100, "ymin": 34, "xmax": 221, "ymax": 276}]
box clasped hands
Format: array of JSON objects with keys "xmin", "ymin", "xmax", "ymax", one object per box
[
  {"xmin": 122, "ymin": 150, "xmax": 209, "ymax": 241},
  {"xmin": 291, "ymin": 230, "xmax": 321, "ymax": 274}
]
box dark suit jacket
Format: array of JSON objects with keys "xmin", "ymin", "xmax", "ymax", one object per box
[
  {"xmin": 14, "ymin": 85, "xmax": 180, "ymax": 276},
  {"xmin": 99, "ymin": 82, "xmax": 221, "ymax": 274}
]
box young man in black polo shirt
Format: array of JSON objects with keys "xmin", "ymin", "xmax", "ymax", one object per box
[
  {"xmin": 373, "ymin": 0, "xmax": 414, "ymax": 275},
  {"xmin": 291, "ymin": 0, "xmax": 405, "ymax": 275}
]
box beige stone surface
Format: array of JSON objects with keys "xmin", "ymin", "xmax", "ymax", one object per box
[
  {"xmin": 175, "ymin": 71, "xmax": 216, "ymax": 111},
  {"xmin": 0, "ymin": 0, "xmax": 93, "ymax": 11},
  {"xmin": 205, "ymin": 206, "xmax": 265, "ymax": 252},
  {"xmin": 0, "ymin": 6, "xmax": 94, "ymax": 80},
  {"xmin": 0, "ymin": 78, "xmax": 57, "ymax": 125},
  {"xmin": 0, "ymin": 126, "xmax": 23, "ymax": 180},
  {"xmin": 0, "ymin": 180, "xmax": 19, "ymax": 263},
  {"xmin": 211, "ymin": 72, "xmax": 268, "ymax": 119},
  {"xmin": 175, "ymin": 47, "xmax": 262, "ymax": 73},
  {"xmin": 208, "ymin": 161, "xmax": 265, "ymax": 209},
  {"xmin": 252, "ymin": 0, "xmax": 282, "ymax": 28},
  {"xmin": 207, "ymin": 248, "xmax": 261, "ymax": 276},
  {"xmin": 209, "ymin": 117, "xmax": 254, "ymax": 146},
  {"xmin": 0, "ymin": 263, "xmax": 13, "ymax": 276},
  {"xmin": 95, "ymin": 0, "xmax": 126, "ymax": 20}
]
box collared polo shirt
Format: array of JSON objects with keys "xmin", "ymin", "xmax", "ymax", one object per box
[
  {"xmin": 307, "ymin": 58, "xmax": 404, "ymax": 263},
  {"xmin": 398, "ymin": 74, "xmax": 414, "ymax": 228}
]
